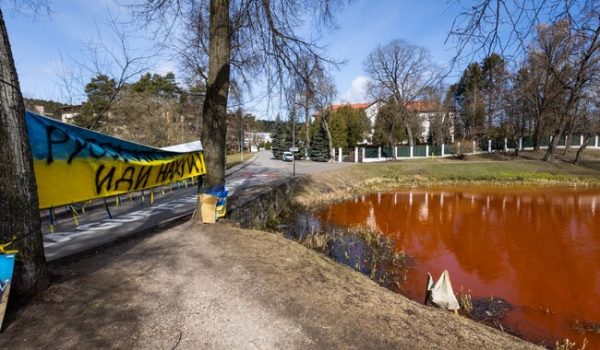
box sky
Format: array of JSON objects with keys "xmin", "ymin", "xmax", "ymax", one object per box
[{"xmin": 4, "ymin": 0, "xmax": 468, "ymax": 119}]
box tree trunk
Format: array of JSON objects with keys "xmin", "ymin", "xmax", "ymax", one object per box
[
  {"xmin": 543, "ymin": 128, "xmax": 563, "ymax": 162},
  {"xmin": 196, "ymin": 0, "xmax": 230, "ymax": 220},
  {"xmin": 322, "ymin": 117, "xmax": 334, "ymax": 162},
  {"xmin": 563, "ymin": 136, "xmax": 570, "ymax": 155},
  {"xmin": 0, "ymin": 9, "xmax": 49, "ymax": 297},
  {"xmin": 403, "ymin": 118, "xmax": 414, "ymax": 148},
  {"xmin": 575, "ymin": 135, "xmax": 589, "ymax": 165},
  {"xmin": 533, "ymin": 124, "xmax": 541, "ymax": 151},
  {"xmin": 304, "ymin": 95, "xmax": 310, "ymax": 157}
]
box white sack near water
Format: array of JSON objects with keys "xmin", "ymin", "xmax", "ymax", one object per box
[{"xmin": 426, "ymin": 270, "xmax": 460, "ymax": 310}]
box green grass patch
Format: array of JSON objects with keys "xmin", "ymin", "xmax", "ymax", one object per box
[{"xmin": 291, "ymin": 151, "xmax": 600, "ymax": 209}]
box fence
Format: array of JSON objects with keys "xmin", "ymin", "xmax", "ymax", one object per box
[{"xmin": 345, "ymin": 135, "xmax": 600, "ymax": 163}]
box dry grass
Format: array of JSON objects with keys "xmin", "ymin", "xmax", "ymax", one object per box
[
  {"xmin": 555, "ymin": 338, "xmax": 588, "ymax": 350},
  {"xmin": 226, "ymin": 152, "xmax": 251, "ymax": 169},
  {"xmin": 291, "ymin": 224, "xmax": 413, "ymax": 293},
  {"xmin": 571, "ymin": 320, "xmax": 600, "ymax": 335},
  {"xmin": 299, "ymin": 227, "xmax": 331, "ymax": 251},
  {"xmin": 458, "ymin": 292, "xmax": 473, "ymax": 316}
]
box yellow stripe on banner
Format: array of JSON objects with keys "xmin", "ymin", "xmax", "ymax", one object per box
[{"xmin": 33, "ymin": 152, "xmax": 205, "ymax": 209}]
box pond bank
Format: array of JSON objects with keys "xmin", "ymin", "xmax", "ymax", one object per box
[
  {"xmin": 290, "ymin": 153, "xmax": 600, "ymax": 210},
  {"xmin": 277, "ymin": 152, "xmax": 600, "ymax": 349},
  {"xmin": 0, "ymin": 219, "xmax": 539, "ymax": 349}
]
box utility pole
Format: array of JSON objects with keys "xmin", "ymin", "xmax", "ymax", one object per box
[
  {"xmin": 292, "ymin": 113, "xmax": 296, "ymax": 177},
  {"xmin": 240, "ymin": 113, "xmax": 244, "ymax": 161}
]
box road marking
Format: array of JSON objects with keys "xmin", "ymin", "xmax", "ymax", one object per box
[{"xmin": 240, "ymin": 173, "xmax": 280, "ymax": 178}]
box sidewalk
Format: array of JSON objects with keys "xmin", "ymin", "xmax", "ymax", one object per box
[
  {"xmin": 41, "ymin": 152, "xmax": 262, "ymax": 263},
  {"xmin": 40, "ymin": 151, "xmax": 261, "ymax": 223}
]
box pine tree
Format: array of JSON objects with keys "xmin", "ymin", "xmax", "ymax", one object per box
[
  {"xmin": 310, "ymin": 122, "xmax": 331, "ymax": 162},
  {"xmin": 271, "ymin": 115, "xmax": 287, "ymax": 159}
]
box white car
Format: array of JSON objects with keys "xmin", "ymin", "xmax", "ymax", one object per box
[{"xmin": 282, "ymin": 151, "xmax": 294, "ymax": 162}]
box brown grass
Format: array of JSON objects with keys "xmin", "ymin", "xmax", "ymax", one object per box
[
  {"xmin": 571, "ymin": 320, "xmax": 600, "ymax": 335},
  {"xmin": 291, "ymin": 224, "xmax": 413, "ymax": 293},
  {"xmin": 555, "ymin": 338, "xmax": 588, "ymax": 350}
]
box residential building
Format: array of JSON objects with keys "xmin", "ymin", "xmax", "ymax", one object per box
[
  {"xmin": 58, "ymin": 105, "xmax": 82, "ymax": 123},
  {"xmin": 330, "ymin": 100, "xmax": 453, "ymax": 144}
]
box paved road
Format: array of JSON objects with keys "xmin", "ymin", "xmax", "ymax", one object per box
[{"xmin": 42, "ymin": 151, "xmax": 355, "ymax": 262}]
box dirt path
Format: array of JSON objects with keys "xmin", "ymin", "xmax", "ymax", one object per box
[{"xmin": 0, "ymin": 220, "xmax": 541, "ymax": 349}]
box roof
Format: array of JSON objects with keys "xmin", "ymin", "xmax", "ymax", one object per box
[
  {"xmin": 405, "ymin": 101, "xmax": 443, "ymax": 112},
  {"xmin": 329, "ymin": 102, "xmax": 375, "ymax": 111}
]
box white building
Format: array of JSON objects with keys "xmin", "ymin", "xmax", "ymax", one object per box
[{"xmin": 330, "ymin": 101, "xmax": 453, "ymax": 144}]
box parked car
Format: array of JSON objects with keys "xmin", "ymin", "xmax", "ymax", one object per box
[{"xmin": 282, "ymin": 151, "xmax": 294, "ymax": 162}]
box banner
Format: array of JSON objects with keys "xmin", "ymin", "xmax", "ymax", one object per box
[
  {"xmin": 0, "ymin": 254, "xmax": 15, "ymax": 330},
  {"xmin": 26, "ymin": 111, "xmax": 206, "ymax": 209}
]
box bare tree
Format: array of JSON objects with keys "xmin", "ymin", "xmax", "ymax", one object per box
[
  {"xmin": 129, "ymin": 0, "xmax": 349, "ymax": 190},
  {"xmin": 0, "ymin": 5, "xmax": 49, "ymax": 297},
  {"xmin": 363, "ymin": 39, "xmax": 442, "ymax": 148},
  {"xmin": 290, "ymin": 56, "xmax": 322, "ymax": 155},
  {"xmin": 575, "ymin": 86, "xmax": 600, "ymax": 164},
  {"xmin": 311, "ymin": 73, "xmax": 338, "ymax": 161},
  {"xmin": 448, "ymin": 1, "xmax": 600, "ymax": 163},
  {"xmin": 56, "ymin": 13, "xmax": 154, "ymax": 130},
  {"xmin": 541, "ymin": 12, "xmax": 600, "ymax": 162},
  {"xmin": 519, "ymin": 41, "xmax": 565, "ymax": 150},
  {"xmin": 448, "ymin": 0, "xmax": 590, "ymax": 61}
]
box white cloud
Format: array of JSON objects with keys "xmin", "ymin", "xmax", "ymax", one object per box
[
  {"xmin": 154, "ymin": 60, "xmax": 179, "ymax": 76},
  {"xmin": 339, "ymin": 75, "xmax": 370, "ymax": 103}
]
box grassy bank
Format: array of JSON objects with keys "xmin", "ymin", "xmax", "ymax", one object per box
[
  {"xmin": 226, "ymin": 152, "xmax": 252, "ymax": 169},
  {"xmin": 292, "ymin": 150, "xmax": 600, "ymax": 209}
]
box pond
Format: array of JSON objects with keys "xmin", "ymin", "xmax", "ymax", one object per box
[{"xmin": 290, "ymin": 187, "xmax": 600, "ymax": 348}]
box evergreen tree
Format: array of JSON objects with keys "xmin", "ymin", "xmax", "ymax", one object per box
[
  {"xmin": 75, "ymin": 74, "xmax": 117, "ymax": 130},
  {"xmin": 372, "ymin": 97, "xmax": 405, "ymax": 146},
  {"xmin": 344, "ymin": 106, "xmax": 370, "ymax": 147},
  {"xmin": 131, "ymin": 72, "xmax": 179, "ymax": 98},
  {"xmin": 271, "ymin": 115, "xmax": 287, "ymax": 159},
  {"xmin": 310, "ymin": 122, "xmax": 331, "ymax": 162},
  {"xmin": 329, "ymin": 108, "xmax": 348, "ymax": 149},
  {"xmin": 454, "ymin": 62, "xmax": 486, "ymax": 139},
  {"xmin": 287, "ymin": 107, "xmax": 306, "ymax": 159}
]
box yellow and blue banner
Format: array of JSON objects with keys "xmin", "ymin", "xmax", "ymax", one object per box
[
  {"xmin": 0, "ymin": 254, "xmax": 15, "ymax": 330},
  {"xmin": 26, "ymin": 111, "xmax": 206, "ymax": 209}
]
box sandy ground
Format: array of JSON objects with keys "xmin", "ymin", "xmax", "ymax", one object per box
[{"xmin": 0, "ymin": 219, "xmax": 541, "ymax": 350}]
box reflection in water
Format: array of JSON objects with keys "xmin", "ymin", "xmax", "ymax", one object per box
[{"xmin": 313, "ymin": 187, "xmax": 600, "ymax": 347}]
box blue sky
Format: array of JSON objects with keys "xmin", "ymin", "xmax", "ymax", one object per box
[{"xmin": 4, "ymin": 0, "xmax": 466, "ymax": 118}]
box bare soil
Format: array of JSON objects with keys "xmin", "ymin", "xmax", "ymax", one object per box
[{"xmin": 0, "ymin": 218, "xmax": 540, "ymax": 349}]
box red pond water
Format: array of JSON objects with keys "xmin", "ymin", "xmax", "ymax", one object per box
[{"xmin": 313, "ymin": 187, "xmax": 600, "ymax": 347}]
